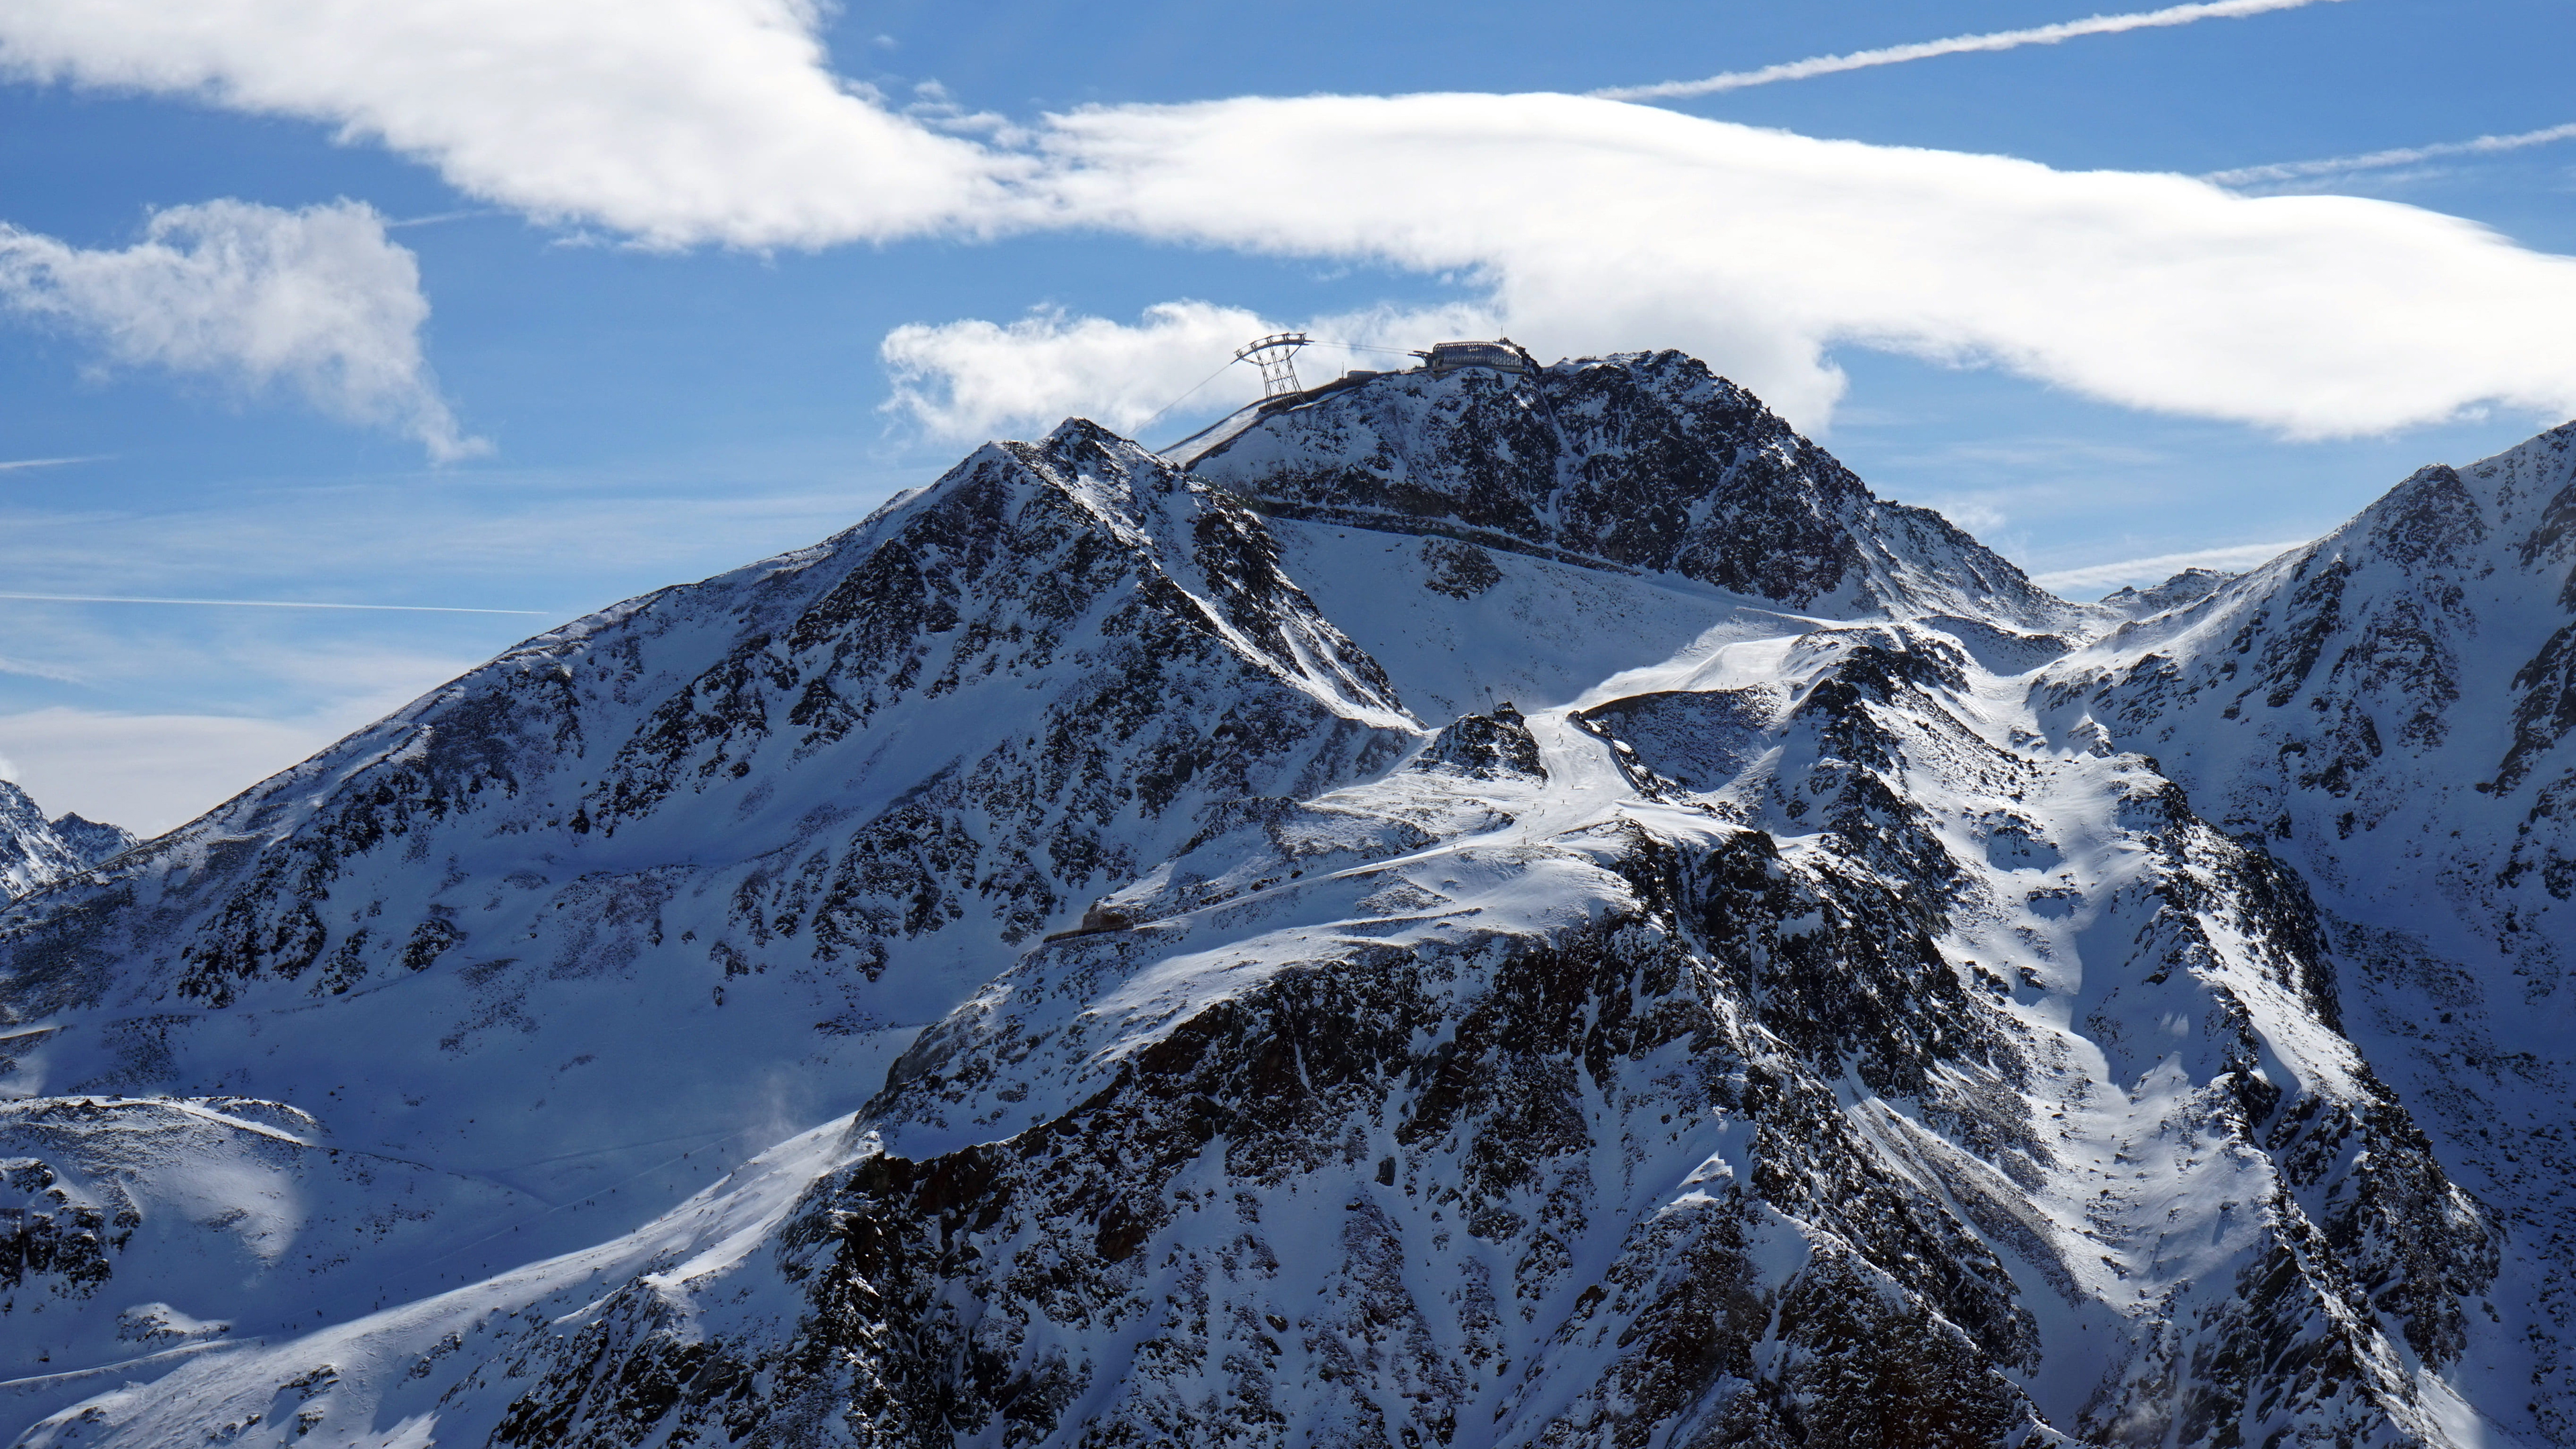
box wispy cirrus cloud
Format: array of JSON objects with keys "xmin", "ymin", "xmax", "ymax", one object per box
[
  {"xmin": 0, "ymin": 200, "xmax": 481, "ymax": 459},
  {"xmin": 1593, "ymin": 0, "xmax": 2349, "ymax": 102},
  {"xmin": 0, "ymin": 653, "xmax": 85, "ymax": 686}
]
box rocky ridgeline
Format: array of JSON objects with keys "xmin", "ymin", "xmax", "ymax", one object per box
[
  {"xmin": 0, "ymin": 354, "xmax": 2565, "ymax": 1447},
  {"xmin": 1189, "ymin": 351, "xmax": 2077, "ymax": 632}
]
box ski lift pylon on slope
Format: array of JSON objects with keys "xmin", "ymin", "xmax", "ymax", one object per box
[{"xmin": 1235, "ymin": 332, "xmax": 1312, "ymax": 398}]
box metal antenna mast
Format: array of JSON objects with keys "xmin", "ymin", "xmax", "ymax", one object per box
[{"xmin": 1234, "ymin": 332, "xmax": 1311, "ymax": 398}]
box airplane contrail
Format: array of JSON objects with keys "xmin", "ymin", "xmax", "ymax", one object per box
[
  {"xmin": 0, "ymin": 592, "xmax": 548, "ymax": 616},
  {"xmin": 2205, "ymin": 121, "xmax": 2576, "ymax": 186},
  {"xmin": 1595, "ymin": 0, "xmax": 2351, "ymax": 103},
  {"xmin": 0, "ymin": 456, "xmax": 107, "ymax": 472}
]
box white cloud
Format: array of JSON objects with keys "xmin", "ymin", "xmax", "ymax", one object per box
[
  {"xmin": 0, "ymin": 200, "xmax": 479, "ymax": 459},
  {"xmin": 1597, "ymin": 0, "xmax": 2345, "ymax": 102},
  {"xmin": 0, "ymin": 652, "xmax": 87, "ymax": 685},
  {"xmin": 11, "ymin": 7, "xmax": 2576, "ymax": 440},
  {"xmin": 883, "ymin": 302, "xmax": 1273, "ymax": 442},
  {"xmin": 1029, "ymin": 93, "xmax": 2576, "ymax": 437},
  {"xmin": 2032, "ymin": 540, "xmax": 2310, "ymax": 596},
  {"xmin": 0, "ymin": 0, "xmax": 1000, "ymax": 250},
  {"xmin": 881, "ymin": 299, "xmax": 1493, "ymax": 443},
  {"xmin": 1918, "ymin": 496, "xmax": 2011, "ymax": 537}
]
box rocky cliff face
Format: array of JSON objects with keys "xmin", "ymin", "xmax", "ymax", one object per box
[{"xmin": 0, "ymin": 357, "xmax": 2561, "ymax": 1448}]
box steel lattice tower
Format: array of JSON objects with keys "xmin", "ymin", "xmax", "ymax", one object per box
[{"xmin": 1234, "ymin": 332, "xmax": 1312, "ymax": 398}]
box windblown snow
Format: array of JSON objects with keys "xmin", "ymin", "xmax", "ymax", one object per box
[{"xmin": 0, "ymin": 352, "xmax": 2567, "ymax": 1448}]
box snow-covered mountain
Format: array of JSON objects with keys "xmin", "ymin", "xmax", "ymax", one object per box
[
  {"xmin": 0, "ymin": 783, "xmax": 134, "ymax": 900},
  {"xmin": 0, "ymin": 353, "xmax": 2564, "ymax": 1447},
  {"xmin": 0, "ymin": 419, "xmax": 1411, "ymax": 1395},
  {"xmin": 2051, "ymin": 427, "xmax": 2576, "ymax": 1442}
]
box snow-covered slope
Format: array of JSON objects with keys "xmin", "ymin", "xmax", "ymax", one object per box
[
  {"xmin": 0, "ymin": 420, "xmax": 1415, "ymax": 1403},
  {"xmin": 2051, "ymin": 422, "xmax": 2576, "ymax": 1442},
  {"xmin": 0, "ymin": 785, "xmax": 134, "ymax": 902},
  {"xmin": 0, "ymin": 356, "xmax": 2561, "ymax": 1448}
]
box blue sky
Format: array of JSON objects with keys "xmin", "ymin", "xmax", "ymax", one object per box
[{"xmin": 1, "ymin": 0, "xmax": 2573, "ymax": 832}]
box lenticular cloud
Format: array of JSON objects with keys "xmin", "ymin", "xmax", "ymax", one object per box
[
  {"xmin": 9, "ymin": 0, "xmax": 2576, "ymax": 439},
  {"xmin": 1026, "ymin": 93, "xmax": 2576, "ymax": 438}
]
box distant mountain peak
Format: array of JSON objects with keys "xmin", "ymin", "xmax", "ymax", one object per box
[
  {"xmin": 0, "ymin": 780, "xmax": 135, "ymax": 900},
  {"xmin": 2098, "ymin": 564, "xmax": 2239, "ymax": 619}
]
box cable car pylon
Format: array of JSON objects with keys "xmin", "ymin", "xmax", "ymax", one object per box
[{"xmin": 1234, "ymin": 332, "xmax": 1311, "ymax": 398}]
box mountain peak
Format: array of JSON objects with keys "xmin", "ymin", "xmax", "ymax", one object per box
[
  {"xmin": 1177, "ymin": 348, "xmax": 2080, "ymax": 633},
  {"xmin": 0, "ymin": 781, "xmax": 134, "ymax": 900},
  {"xmin": 2100, "ymin": 565, "xmax": 2238, "ymax": 619}
]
